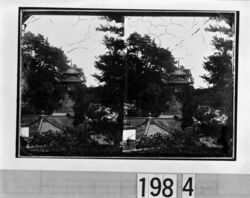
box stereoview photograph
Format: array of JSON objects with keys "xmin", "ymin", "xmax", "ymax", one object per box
[{"xmin": 17, "ymin": 9, "xmax": 238, "ymax": 159}]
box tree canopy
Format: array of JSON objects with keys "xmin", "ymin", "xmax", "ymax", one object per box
[
  {"xmin": 198, "ymin": 14, "xmax": 235, "ymax": 153},
  {"xmin": 202, "ymin": 38, "xmax": 233, "ymax": 90},
  {"xmin": 202, "ymin": 15, "xmax": 234, "ymax": 114},
  {"xmin": 21, "ymin": 31, "xmax": 70, "ymax": 114},
  {"xmin": 95, "ymin": 32, "xmax": 177, "ymax": 116},
  {"xmin": 202, "ymin": 14, "xmax": 234, "ymax": 90},
  {"xmin": 93, "ymin": 16, "xmax": 179, "ymax": 147},
  {"xmin": 126, "ymin": 32, "xmax": 176, "ymax": 116}
]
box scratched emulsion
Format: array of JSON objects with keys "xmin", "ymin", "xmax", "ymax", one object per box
[
  {"xmin": 124, "ymin": 16, "xmax": 230, "ymax": 88},
  {"xmin": 125, "ymin": 16, "xmax": 212, "ymax": 58},
  {"xmin": 24, "ymin": 15, "xmax": 229, "ymax": 88}
]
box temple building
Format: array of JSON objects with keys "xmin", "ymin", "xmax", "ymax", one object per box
[
  {"xmin": 160, "ymin": 67, "xmax": 193, "ymax": 119},
  {"xmin": 168, "ymin": 68, "xmax": 193, "ymax": 92},
  {"xmin": 53, "ymin": 68, "xmax": 85, "ymax": 116},
  {"xmin": 122, "ymin": 66, "xmax": 193, "ymax": 150},
  {"xmin": 60, "ymin": 68, "xmax": 85, "ymax": 91},
  {"xmin": 21, "ymin": 67, "xmax": 85, "ymax": 137}
]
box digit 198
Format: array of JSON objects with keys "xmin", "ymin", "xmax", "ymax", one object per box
[{"xmin": 137, "ymin": 174, "xmax": 177, "ymax": 198}]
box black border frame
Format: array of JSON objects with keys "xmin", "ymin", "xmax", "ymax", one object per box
[{"xmin": 16, "ymin": 7, "xmax": 239, "ymax": 161}]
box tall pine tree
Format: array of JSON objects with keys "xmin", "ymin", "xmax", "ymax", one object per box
[{"xmin": 202, "ymin": 14, "xmax": 236, "ymax": 154}]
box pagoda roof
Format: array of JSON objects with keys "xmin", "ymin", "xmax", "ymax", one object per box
[
  {"xmin": 60, "ymin": 75, "xmax": 84, "ymax": 83},
  {"xmin": 61, "ymin": 79, "xmax": 83, "ymax": 83},
  {"xmin": 171, "ymin": 69, "xmax": 188, "ymax": 76},
  {"xmin": 63, "ymin": 68, "xmax": 81, "ymax": 75},
  {"xmin": 168, "ymin": 80, "xmax": 192, "ymax": 84}
]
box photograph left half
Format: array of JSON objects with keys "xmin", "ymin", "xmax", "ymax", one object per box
[{"xmin": 18, "ymin": 9, "xmax": 127, "ymax": 157}]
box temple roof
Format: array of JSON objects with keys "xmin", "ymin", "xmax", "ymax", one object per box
[
  {"xmin": 168, "ymin": 79, "xmax": 192, "ymax": 84},
  {"xmin": 124, "ymin": 117, "xmax": 181, "ymax": 138},
  {"xmin": 21, "ymin": 115, "xmax": 73, "ymax": 129},
  {"xmin": 63, "ymin": 68, "xmax": 82, "ymax": 75},
  {"xmin": 60, "ymin": 68, "xmax": 84, "ymax": 83},
  {"xmin": 168, "ymin": 68, "xmax": 193, "ymax": 84},
  {"xmin": 21, "ymin": 115, "xmax": 74, "ymax": 135},
  {"xmin": 60, "ymin": 78, "xmax": 83, "ymax": 83},
  {"xmin": 171, "ymin": 69, "xmax": 188, "ymax": 76}
]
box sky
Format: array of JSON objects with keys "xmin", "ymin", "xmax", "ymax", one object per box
[{"xmin": 24, "ymin": 14, "xmax": 231, "ymax": 88}]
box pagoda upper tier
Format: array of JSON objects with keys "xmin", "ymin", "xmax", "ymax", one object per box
[
  {"xmin": 168, "ymin": 68, "xmax": 193, "ymax": 85},
  {"xmin": 60, "ymin": 68, "xmax": 85, "ymax": 84}
]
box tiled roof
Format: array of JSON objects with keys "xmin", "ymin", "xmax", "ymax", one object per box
[
  {"xmin": 123, "ymin": 117, "xmax": 147, "ymax": 128},
  {"xmin": 21, "ymin": 116, "xmax": 40, "ymax": 126},
  {"xmin": 124, "ymin": 117, "xmax": 182, "ymax": 138},
  {"xmin": 151, "ymin": 119, "xmax": 177, "ymax": 131},
  {"xmin": 43, "ymin": 116, "xmax": 73, "ymax": 129},
  {"xmin": 21, "ymin": 115, "xmax": 74, "ymax": 135}
]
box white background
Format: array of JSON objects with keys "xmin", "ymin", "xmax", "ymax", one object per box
[{"xmin": 0, "ymin": 0, "xmax": 250, "ymax": 173}]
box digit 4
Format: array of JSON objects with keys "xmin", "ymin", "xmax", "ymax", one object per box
[{"xmin": 182, "ymin": 174, "xmax": 195, "ymax": 198}]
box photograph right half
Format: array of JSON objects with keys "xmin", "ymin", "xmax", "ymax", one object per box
[{"xmin": 122, "ymin": 11, "xmax": 238, "ymax": 159}]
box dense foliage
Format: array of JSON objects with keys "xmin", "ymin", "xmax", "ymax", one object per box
[
  {"xmin": 200, "ymin": 14, "xmax": 235, "ymax": 150},
  {"xmin": 22, "ymin": 126, "xmax": 114, "ymax": 156},
  {"xmin": 135, "ymin": 128, "xmax": 228, "ymax": 157},
  {"xmin": 126, "ymin": 33, "xmax": 177, "ymax": 116},
  {"xmin": 95, "ymin": 16, "xmax": 177, "ymax": 118},
  {"xmin": 21, "ymin": 31, "xmax": 70, "ymax": 114},
  {"xmin": 21, "ymin": 126, "xmax": 228, "ymax": 157}
]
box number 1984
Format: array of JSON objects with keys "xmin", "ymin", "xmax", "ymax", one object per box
[{"xmin": 137, "ymin": 174, "xmax": 195, "ymax": 198}]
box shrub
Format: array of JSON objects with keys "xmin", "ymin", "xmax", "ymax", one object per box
[
  {"xmin": 192, "ymin": 106, "xmax": 227, "ymax": 137},
  {"xmin": 25, "ymin": 124, "xmax": 117, "ymax": 156},
  {"xmin": 135, "ymin": 127, "xmax": 227, "ymax": 157}
]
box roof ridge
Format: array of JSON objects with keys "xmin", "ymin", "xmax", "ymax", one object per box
[
  {"xmin": 42, "ymin": 117, "xmax": 67, "ymax": 130},
  {"xmin": 150, "ymin": 119, "xmax": 174, "ymax": 132}
]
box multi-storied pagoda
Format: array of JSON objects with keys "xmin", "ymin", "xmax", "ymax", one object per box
[
  {"xmin": 53, "ymin": 68, "xmax": 85, "ymax": 116},
  {"xmin": 21, "ymin": 67, "xmax": 85, "ymax": 137},
  {"xmin": 160, "ymin": 66, "xmax": 193, "ymax": 119},
  {"xmin": 60, "ymin": 68, "xmax": 85, "ymax": 91},
  {"xmin": 168, "ymin": 68, "xmax": 193, "ymax": 92}
]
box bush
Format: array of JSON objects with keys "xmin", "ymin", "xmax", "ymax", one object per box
[
  {"xmin": 135, "ymin": 127, "xmax": 227, "ymax": 157},
  {"xmin": 24, "ymin": 124, "xmax": 118, "ymax": 156},
  {"xmin": 192, "ymin": 106, "xmax": 227, "ymax": 136}
]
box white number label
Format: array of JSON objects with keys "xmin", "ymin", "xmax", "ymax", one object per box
[
  {"xmin": 138, "ymin": 174, "xmax": 149, "ymax": 198},
  {"xmin": 182, "ymin": 174, "xmax": 195, "ymax": 198},
  {"xmin": 137, "ymin": 174, "xmax": 177, "ymax": 198}
]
